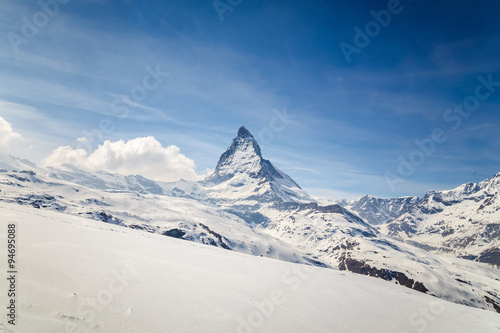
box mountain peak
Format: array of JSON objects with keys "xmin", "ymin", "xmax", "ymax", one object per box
[
  {"xmin": 205, "ymin": 127, "xmax": 312, "ymax": 203},
  {"xmin": 237, "ymin": 126, "xmax": 253, "ymax": 139},
  {"xmin": 206, "ymin": 127, "xmax": 264, "ymax": 183}
]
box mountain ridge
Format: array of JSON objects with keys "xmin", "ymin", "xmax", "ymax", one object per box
[
  {"xmin": 381, "ymin": 172, "xmax": 500, "ymax": 267},
  {"xmin": 0, "ymin": 128, "xmax": 499, "ymax": 313},
  {"xmin": 341, "ymin": 195, "xmax": 420, "ymax": 226}
]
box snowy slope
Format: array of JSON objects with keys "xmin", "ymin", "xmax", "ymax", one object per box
[
  {"xmin": 0, "ymin": 152, "xmax": 37, "ymax": 172},
  {"xmin": 257, "ymin": 202, "xmax": 500, "ymax": 312},
  {"xmin": 381, "ymin": 173, "xmax": 500, "ymax": 267},
  {"xmin": 0, "ymin": 170, "xmax": 314, "ymax": 266},
  {"xmin": 1, "ymin": 202, "xmax": 499, "ymax": 333},
  {"xmin": 48, "ymin": 165, "xmax": 165, "ymax": 195}
]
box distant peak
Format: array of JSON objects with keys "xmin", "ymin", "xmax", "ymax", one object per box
[{"xmin": 237, "ymin": 126, "xmax": 253, "ymax": 139}]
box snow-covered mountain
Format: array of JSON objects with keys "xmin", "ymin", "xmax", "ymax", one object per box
[
  {"xmin": 48, "ymin": 164, "xmax": 165, "ymax": 195},
  {"xmin": 204, "ymin": 126, "xmax": 313, "ymax": 205},
  {"xmin": 0, "ymin": 151, "xmax": 38, "ymax": 172},
  {"xmin": 0, "ymin": 168, "xmax": 314, "ymax": 265},
  {"xmin": 341, "ymin": 195, "xmax": 420, "ymax": 226},
  {"xmin": 1, "ymin": 127, "xmax": 499, "ymax": 314},
  {"xmin": 3, "ymin": 203, "xmax": 499, "ymax": 333},
  {"xmin": 256, "ymin": 201, "xmax": 500, "ymax": 313},
  {"xmin": 381, "ymin": 173, "xmax": 500, "ymax": 268}
]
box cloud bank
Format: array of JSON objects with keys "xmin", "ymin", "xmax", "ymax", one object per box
[
  {"xmin": 42, "ymin": 137, "xmax": 208, "ymax": 182},
  {"xmin": 0, "ymin": 116, "xmax": 22, "ymax": 148}
]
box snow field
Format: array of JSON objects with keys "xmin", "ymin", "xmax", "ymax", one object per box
[{"xmin": 0, "ymin": 203, "xmax": 499, "ymax": 333}]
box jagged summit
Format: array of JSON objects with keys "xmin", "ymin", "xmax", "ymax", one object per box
[
  {"xmin": 207, "ymin": 126, "xmax": 263, "ymax": 182},
  {"xmin": 205, "ymin": 127, "xmax": 312, "ymax": 204},
  {"xmin": 237, "ymin": 126, "xmax": 253, "ymax": 139}
]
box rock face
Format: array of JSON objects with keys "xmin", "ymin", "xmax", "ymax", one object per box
[
  {"xmin": 338, "ymin": 255, "xmax": 428, "ymax": 293},
  {"xmin": 343, "ymin": 195, "xmax": 420, "ymax": 226},
  {"xmin": 381, "ymin": 173, "xmax": 500, "ymax": 267},
  {"xmin": 204, "ymin": 126, "xmax": 313, "ymax": 204}
]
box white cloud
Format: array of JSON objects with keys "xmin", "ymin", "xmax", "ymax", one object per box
[
  {"xmin": 42, "ymin": 137, "xmax": 206, "ymax": 182},
  {"xmin": 0, "ymin": 116, "xmax": 22, "ymax": 148},
  {"xmin": 42, "ymin": 146, "xmax": 89, "ymax": 167},
  {"xmin": 77, "ymin": 136, "xmax": 89, "ymax": 143}
]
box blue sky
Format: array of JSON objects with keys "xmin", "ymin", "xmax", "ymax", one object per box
[{"xmin": 1, "ymin": 0, "xmax": 500, "ymax": 199}]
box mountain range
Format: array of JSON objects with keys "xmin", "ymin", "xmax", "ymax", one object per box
[
  {"xmin": 0, "ymin": 126, "xmax": 499, "ymax": 314},
  {"xmin": 380, "ymin": 173, "xmax": 500, "ymax": 267},
  {"xmin": 339, "ymin": 195, "xmax": 419, "ymax": 225}
]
